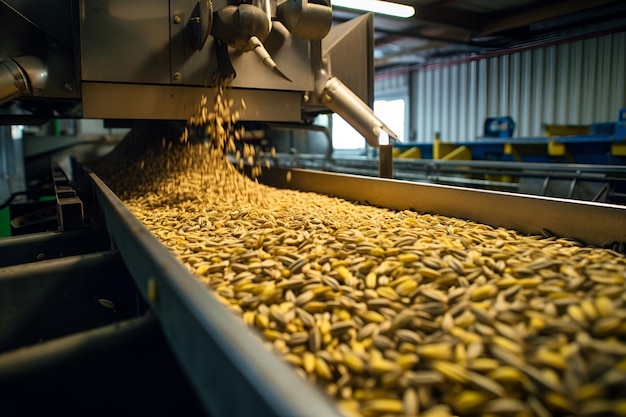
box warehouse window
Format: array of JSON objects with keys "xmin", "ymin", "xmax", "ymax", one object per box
[
  {"xmin": 331, "ymin": 97, "xmax": 407, "ymax": 150},
  {"xmin": 375, "ymin": 98, "xmax": 406, "ymax": 141},
  {"xmin": 331, "ymin": 114, "xmax": 363, "ymax": 150}
]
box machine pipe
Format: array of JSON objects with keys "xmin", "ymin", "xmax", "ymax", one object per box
[
  {"xmin": 319, "ymin": 76, "xmax": 399, "ymax": 148},
  {"xmin": 0, "ymin": 57, "xmax": 47, "ymax": 107},
  {"xmin": 0, "ymin": 59, "xmax": 27, "ymax": 106},
  {"xmin": 277, "ymin": 0, "xmax": 333, "ymax": 40}
]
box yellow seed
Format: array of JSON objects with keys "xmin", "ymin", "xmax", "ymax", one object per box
[
  {"xmin": 389, "ymin": 275, "xmax": 411, "ymax": 288},
  {"xmin": 337, "ymin": 400, "xmax": 361, "ymax": 417},
  {"xmin": 291, "ymin": 345, "xmax": 306, "ymax": 355},
  {"xmin": 303, "ymin": 301, "xmax": 327, "ymax": 313},
  {"xmin": 235, "ymin": 282, "xmax": 257, "ymax": 292},
  {"xmin": 567, "ymin": 305, "xmax": 588, "ymax": 325},
  {"xmin": 529, "ymin": 315, "xmax": 545, "ymax": 330},
  {"xmin": 315, "ymin": 356, "xmax": 333, "ymax": 380},
  {"xmin": 362, "ymin": 398, "xmax": 404, "ymax": 414},
  {"xmin": 488, "ymin": 366, "xmax": 525, "ymax": 383},
  {"xmin": 377, "ymin": 286, "xmax": 399, "ymax": 300},
  {"xmin": 454, "ymin": 343, "xmax": 466, "ymax": 363},
  {"xmin": 360, "ymin": 310, "xmax": 386, "ymax": 323},
  {"xmin": 283, "ymin": 353, "xmax": 302, "ymax": 366},
  {"xmin": 311, "ymin": 286, "xmax": 333, "ymax": 296},
  {"xmin": 535, "ymin": 347, "xmax": 566, "ymax": 370},
  {"xmin": 365, "ymin": 272, "xmax": 377, "ymax": 289},
  {"xmin": 320, "ymin": 319, "xmax": 332, "ymax": 335},
  {"xmin": 398, "ymin": 342, "xmax": 417, "ymax": 354},
  {"xmin": 580, "ymin": 299, "xmax": 599, "ymax": 321},
  {"xmin": 417, "ymin": 343, "xmax": 453, "ymax": 361},
  {"xmin": 397, "ymin": 353, "xmax": 419, "ymax": 370},
  {"xmin": 396, "ymin": 279, "xmax": 418, "ymax": 296},
  {"xmin": 302, "ymin": 352, "xmax": 316, "ymax": 373},
  {"xmin": 343, "ymin": 352, "xmax": 365, "ymax": 373},
  {"xmin": 263, "ymin": 329, "xmax": 283, "ymax": 341},
  {"xmin": 242, "ymin": 311, "xmax": 255, "ymax": 326},
  {"xmin": 432, "ymin": 360, "xmax": 468, "ymax": 383},
  {"xmin": 350, "ymin": 340, "xmax": 366, "ymax": 353},
  {"xmin": 595, "ymin": 296, "xmax": 614, "ymax": 317},
  {"xmin": 260, "ymin": 286, "xmax": 278, "ymax": 302},
  {"xmin": 496, "ymin": 276, "xmax": 519, "ymax": 288},
  {"xmin": 493, "ymin": 335, "xmax": 523, "ymax": 354},
  {"xmin": 469, "ymin": 284, "xmax": 498, "ymax": 301},
  {"xmin": 196, "ymin": 264, "xmax": 209, "ymax": 275},
  {"xmin": 517, "ymin": 276, "xmax": 542, "ymax": 288},
  {"xmin": 255, "ymin": 313, "xmax": 269, "ymax": 329},
  {"xmin": 369, "ymin": 357, "xmax": 402, "ymax": 375},
  {"xmin": 450, "ymin": 327, "xmax": 481, "ymax": 344},
  {"xmin": 403, "ymin": 388, "xmax": 419, "ymax": 416},
  {"xmin": 336, "ymin": 265, "xmax": 353, "ymax": 283},
  {"xmin": 418, "ymin": 267, "xmax": 441, "ymax": 280},
  {"xmin": 453, "ymin": 390, "xmax": 489, "ymax": 414},
  {"xmin": 544, "ymin": 392, "xmax": 574, "ymax": 413},
  {"xmin": 468, "ymin": 358, "xmax": 500, "ymax": 372},
  {"xmin": 398, "ymin": 253, "xmax": 419, "ymax": 263}
]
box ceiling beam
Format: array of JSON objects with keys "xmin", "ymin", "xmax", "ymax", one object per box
[
  {"xmin": 412, "ymin": 2, "xmax": 484, "ymax": 33},
  {"xmin": 374, "ymin": 40, "xmax": 445, "ymax": 67},
  {"xmin": 376, "ymin": 27, "xmax": 472, "ymax": 45},
  {"xmin": 478, "ymin": 0, "xmax": 623, "ymax": 36}
]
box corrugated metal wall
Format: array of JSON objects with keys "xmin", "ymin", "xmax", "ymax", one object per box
[
  {"xmin": 374, "ymin": 72, "xmax": 409, "ymax": 95},
  {"xmin": 377, "ymin": 32, "xmax": 626, "ymax": 142}
]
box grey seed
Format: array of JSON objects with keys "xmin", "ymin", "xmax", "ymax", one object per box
[{"xmin": 98, "ymin": 298, "xmax": 116, "ymax": 309}]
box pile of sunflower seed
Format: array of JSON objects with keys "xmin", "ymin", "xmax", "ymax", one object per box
[{"xmin": 95, "ymin": 87, "xmax": 626, "ymax": 417}]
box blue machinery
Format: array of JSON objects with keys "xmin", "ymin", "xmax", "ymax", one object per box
[{"xmin": 394, "ymin": 109, "xmax": 626, "ymax": 165}]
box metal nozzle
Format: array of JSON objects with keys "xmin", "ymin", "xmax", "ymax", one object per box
[
  {"xmin": 248, "ymin": 36, "xmax": 292, "ymax": 82},
  {"xmin": 319, "ymin": 76, "xmax": 399, "ymax": 148}
]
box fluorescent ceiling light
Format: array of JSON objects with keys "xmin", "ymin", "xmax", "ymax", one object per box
[{"xmin": 332, "ymin": 0, "xmax": 415, "ymax": 18}]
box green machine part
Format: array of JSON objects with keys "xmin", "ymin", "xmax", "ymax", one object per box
[{"xmin": 1, "ymin": 207, "xmax": 10, "ymax": 238}]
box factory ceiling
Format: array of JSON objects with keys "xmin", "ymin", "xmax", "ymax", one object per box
[{"xmin": 331, "ymin": 0, "xmax": 626, "ymax": 71}]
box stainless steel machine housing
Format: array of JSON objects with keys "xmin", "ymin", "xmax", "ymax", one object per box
[{"xmin": 0, "ymin": 0, "xmax": 376, "ymax": 131}]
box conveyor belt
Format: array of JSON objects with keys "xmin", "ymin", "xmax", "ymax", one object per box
[
  {"xmin": 74, "ymin": 162, "xmax": 344, "ymax": 417},
  {"xmin": 68, "ymin": 161, "xmax": 626, "ymax": 417},
  {"xmin": 260, "ymin": 167, "xmax": 626, "ymax": 247}
]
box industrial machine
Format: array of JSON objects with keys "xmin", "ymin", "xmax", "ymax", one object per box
[
  {"xmin": 0, "ymin": 0, "xmax": 396, "ymax": 146},
  {"xmin": 1, "ymin": 2, "xmax": 626, "ymax": 417}
]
